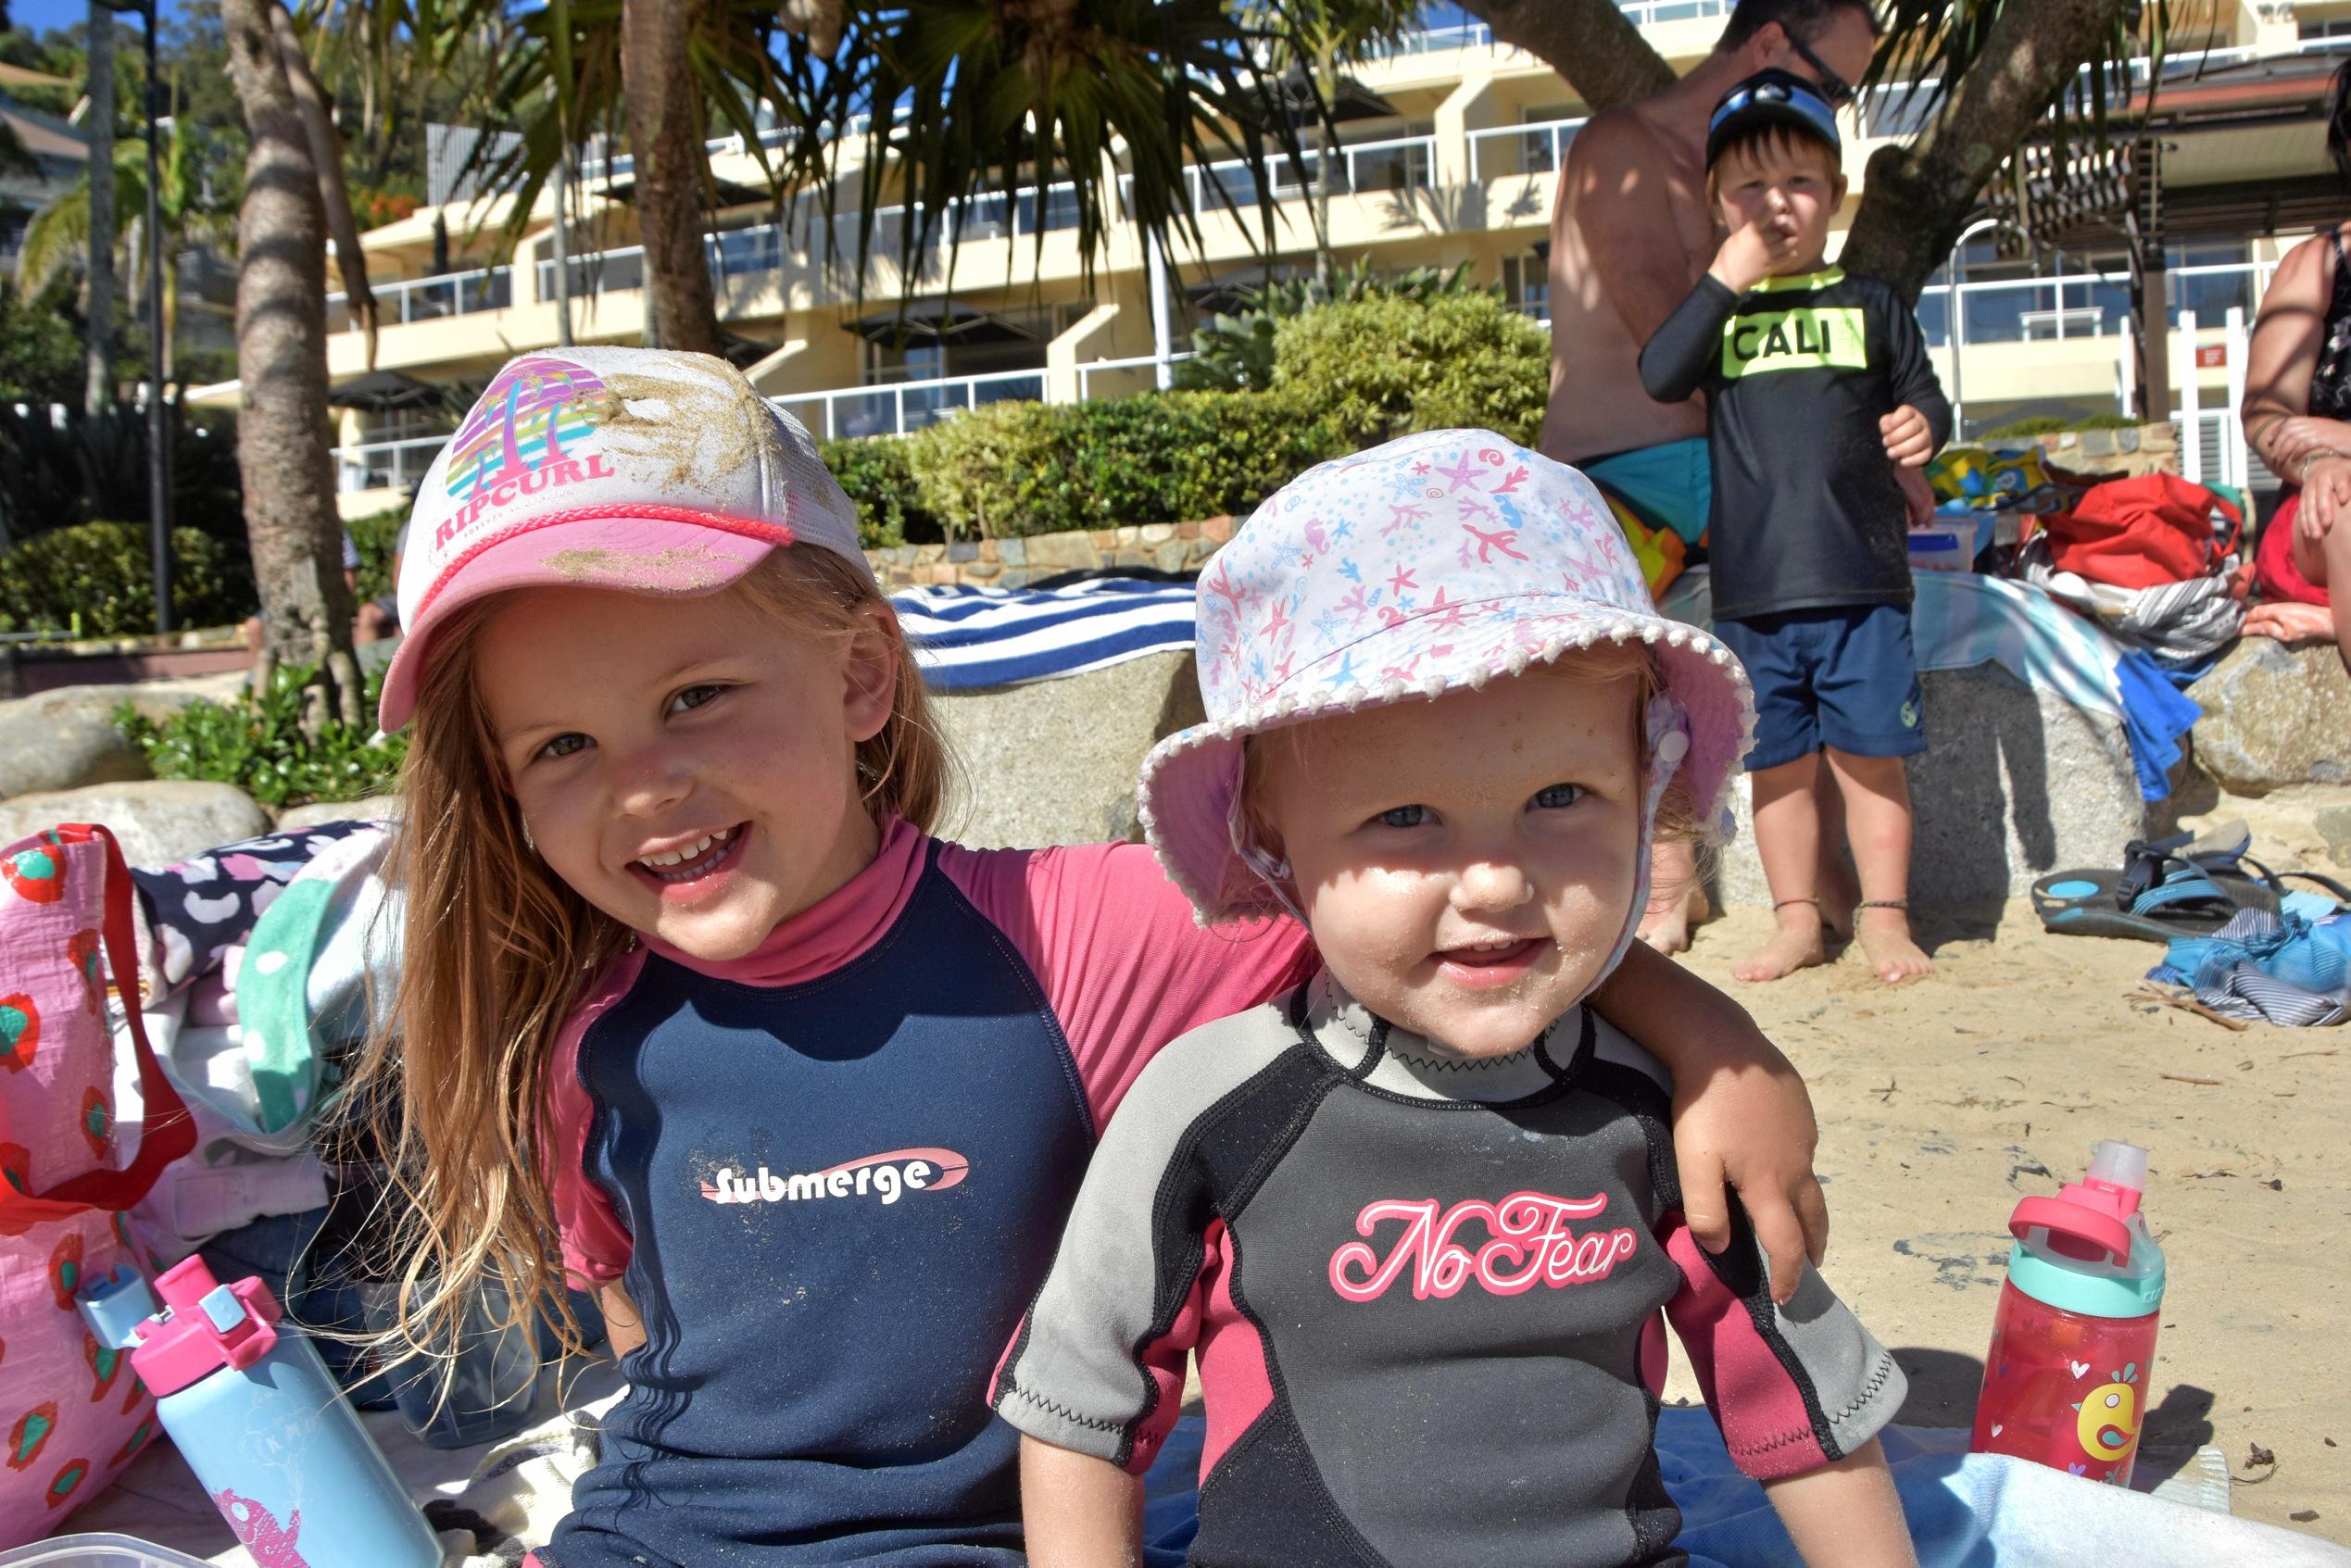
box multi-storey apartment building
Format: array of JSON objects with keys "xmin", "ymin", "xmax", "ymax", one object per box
[{"xmin": 252, "ymin": 0, "xmax": 2351, "ymax": 520}]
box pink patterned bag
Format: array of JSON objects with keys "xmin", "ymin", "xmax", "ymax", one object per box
[{"xmin": 0, "ymin": 823, "xmax": 194, "ymax": 1546}]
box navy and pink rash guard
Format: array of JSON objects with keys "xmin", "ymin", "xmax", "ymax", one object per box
[{"xmin": 531, "ymin": 818, "xmax": 1314, "ymax": 1568}]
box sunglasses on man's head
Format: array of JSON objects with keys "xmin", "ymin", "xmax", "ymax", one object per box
[{"xmin": 1785, "ymin": 31, "xmax": 1857, "ymax": 106}]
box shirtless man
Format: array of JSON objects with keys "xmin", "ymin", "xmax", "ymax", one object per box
[{"xmin": 1541, "ymin": 0, "xmax": 1880, "ymax": 953}]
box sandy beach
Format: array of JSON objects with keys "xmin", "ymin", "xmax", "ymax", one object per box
[{"xmin": 1664, "ymin": 798, "xmax": 2351, "ymax": 1545}]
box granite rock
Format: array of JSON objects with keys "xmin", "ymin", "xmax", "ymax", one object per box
[
  {"xmin": 0, "ymin": 780, "xmax": 270, "ymax": 868},
  {"xmin": 0, "ymin": 674, "xmax": 248, "ymax": 800},
  {"xmin": 1713, "ymin": 662, "xmax": 2149, "ymax": 908},
  {"xmin": 2186, "ymin": 640, "xmax": 2351, "ymax": 794},
  {"xmin": 277, "ymin": 795, "xmax": 401, "ymax": 831},
  {"xmin": 933, "ymin": 650, "xmax": 1204, "ymax": 848}
]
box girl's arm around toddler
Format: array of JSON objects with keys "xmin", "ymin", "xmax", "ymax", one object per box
[
  {"xmin": 1021, "ymin": 1436, "xmax": 1147, "ymax": 1568},
  {"xmin": 1764, "ymin": 1437, "xmax": 1918, "ymax": 1568}
]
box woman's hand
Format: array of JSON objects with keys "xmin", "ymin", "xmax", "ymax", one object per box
[
  {"xmin": 2263, "ymin": 414, "xmax": 2351, "ymax": 470},
  {"xmin": 2304, "ymin": 452, "xmax": 2351, "ymax": 540},
  {"xmin": 2243, "ymin": 599, "xmax": 2338, "ymax": 644}
]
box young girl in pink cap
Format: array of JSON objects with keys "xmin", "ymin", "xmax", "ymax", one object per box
[
  {"xmin": 1000, "ymin": 431, "xmax": 1916, "ymax": 1566},
  {"xmin": 356, "ymin": 348, "xmax": 1842, "ymax": 1567}
]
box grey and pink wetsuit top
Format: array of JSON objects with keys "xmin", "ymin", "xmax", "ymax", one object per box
[{"xmin": 993, "ymin": 972, "xmax": 1905, "ymax": 1568}]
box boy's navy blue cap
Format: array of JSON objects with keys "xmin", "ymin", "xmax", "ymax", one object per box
[{"xmin": 1705, "ymin": 69, "xmax": 1842, "ymax": 169}]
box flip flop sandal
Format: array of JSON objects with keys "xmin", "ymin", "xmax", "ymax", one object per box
[{"xmin": 2033, "ymin": 826, "xmax": 2278, "ymax": 942}]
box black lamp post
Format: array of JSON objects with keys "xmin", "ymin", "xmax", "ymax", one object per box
[{"xmin": 100, "ymin": 0, "xmax": 170, "ymax": 635}]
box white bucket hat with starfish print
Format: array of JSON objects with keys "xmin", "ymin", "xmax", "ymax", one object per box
[{"xmin": 1138, "ymin": 429, "xmax": 1756, "ymax": 925}]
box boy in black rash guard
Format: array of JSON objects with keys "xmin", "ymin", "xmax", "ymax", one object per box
[{"xmin": 1639, "ymin": 69, "xmax": 1951, "ymax": 988}]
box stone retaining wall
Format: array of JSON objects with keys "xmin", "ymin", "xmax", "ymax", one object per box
[{"xmin": 865, "ymin": 516, "xmax": 1238, "ymax": 589}]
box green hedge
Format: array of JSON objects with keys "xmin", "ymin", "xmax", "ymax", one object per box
[
  {"xmin": 0, "ymin": 521, "xmax": 256, "ymax": 635},
  {"xmin": 821, "ymin": 437, "xmax": 941, "ymax": 548},
  {"xmin": 900, "ymin": 391, "xmax": 1345, "ymax": 542},
  {"xmin": 1273, "ymin": 292, "xmax": 1550, "ymax": 449}
]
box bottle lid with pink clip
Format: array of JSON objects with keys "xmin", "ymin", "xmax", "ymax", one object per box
[
  {"xmin": 128, "ymin": 1256, "xmax": 285, "ymax": 1399},
  {"xmin": 2005, "ymin": 1140, "xmax": 2167, "ymax": 1320}
]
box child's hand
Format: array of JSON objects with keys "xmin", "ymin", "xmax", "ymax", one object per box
[
  {"xmin": 1880, "ymin": 405, "xmax": 1935, "ymax": 467},
  {"xmin": 1707, "ymin": 215, "xmax": 1799, "ymax": 295}
]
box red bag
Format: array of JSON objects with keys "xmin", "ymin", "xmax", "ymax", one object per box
[
  {"xmin": 2254, "ymin": 491, "xmax": 2332, "ymax": 608},
  {"xmin": 2040, "ymin": 473, "xmax": 2242, "ymax": 589},
  {"xmin": 0, "ymin": 823, "xmax": 194, "ymax": 1545}
]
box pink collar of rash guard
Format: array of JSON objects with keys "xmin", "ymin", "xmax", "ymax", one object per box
[{"xmin": 640, "ymin": 816, "xmax": 925, "ymax": 987}]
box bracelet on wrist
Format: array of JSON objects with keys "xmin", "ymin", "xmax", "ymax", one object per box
[{"xmin": 2299, "ymin": 447, "xmax": 2349, "ymax": 483}]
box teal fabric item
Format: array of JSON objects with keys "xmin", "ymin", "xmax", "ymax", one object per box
[
  {"xmin": 233, "ymin": 872, "xmax": 336, "ymax": 1137},
  {"xmin": 1582, "ymin": 436, "xmax": 1713, "ymax": 545}
]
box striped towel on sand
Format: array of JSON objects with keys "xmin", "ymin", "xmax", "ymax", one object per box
[{"xmin": 894, "ymin": 579, "xmax": 1199, "ymax": 691}]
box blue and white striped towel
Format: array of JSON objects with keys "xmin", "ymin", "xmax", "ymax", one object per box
[
  {"xmin": 893, "ymin": 580, "xmax": 1200, "ymax": 692},
  {"xmin": 895, "ymin": 573, "xmax": 2204, "ymax": 803}
]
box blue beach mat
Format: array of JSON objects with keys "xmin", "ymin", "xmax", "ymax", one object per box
[{"xmin": 1136, "ymin": 1411, "xmax": 2348, "ymax": 1568}]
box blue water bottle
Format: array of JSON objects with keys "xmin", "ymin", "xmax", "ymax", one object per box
[{"xmin": 128, "ymin": 1256, "xmax": 442, "ymax": 1568}]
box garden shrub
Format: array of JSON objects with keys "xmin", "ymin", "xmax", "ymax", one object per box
[
  {"xmin": 117, "ymin": 663, "xmax": 408, "ymax": 810},
  {"xmin": 821, "ymin": 435, "xmax": 945, "ymax": 546},
  {"xmin": 0, "ymin": 521, "xmax": 255, "ymax": 635},
  {"xmin": 345, "ymin": 508, "xmax": 407, "ymax": 605},
  {"xmin": 903, "ymin": 392, "xmax": 1344, "ymax": 540},
  {"xmin": 1272, "ymin": 292, "xmax": 1550, "ymax": 448}
]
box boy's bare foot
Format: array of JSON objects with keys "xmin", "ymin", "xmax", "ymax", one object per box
[
  {"xmin": 1855, "ymin": 902, "xmax": 1933, "ymax": 984},
  {"xmin": 1732, "ymin": 902, "xmax": 1829, "ymax": 983}
]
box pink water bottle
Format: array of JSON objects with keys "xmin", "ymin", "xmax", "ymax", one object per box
[{"xmin": 1972, "ymin": 1140, "xmax": 2166, "ymax": 1486}]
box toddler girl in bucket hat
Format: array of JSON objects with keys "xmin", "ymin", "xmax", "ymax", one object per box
[
  {"xmin": 997, "ymin": 432, "xmax": 1917, "ymax": 1568},
  {"xmin": 346, "ymin": 354, "xmax": 1842, "ymax": 1568}
]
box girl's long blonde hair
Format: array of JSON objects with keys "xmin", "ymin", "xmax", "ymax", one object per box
[{"xmin": 343, "ymin": 545, "xmax": 950, "ymax": 1368}]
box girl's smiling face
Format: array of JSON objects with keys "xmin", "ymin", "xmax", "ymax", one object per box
[
  {"xmin": 475, "ymin": 579, "xmax": 897, "ymax": 962},
  {"xmin": 1252, "ymin": 668, "xmax": 1645, "ymax": 1059}
]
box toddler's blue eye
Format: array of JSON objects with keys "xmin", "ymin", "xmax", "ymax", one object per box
[
  {"xmin": 1378, "ymin": 805, "xmax": 1429, "ymax": 829},
  {"xmin": 669, "ymin": 684, "xmax": 724, "ymax": 715},
  {"xmin": 1533, "ymin": 784, "xmax": 1584, "ymax": 809},
  {"xmin": 541, "ymin": 733, "xmax": 590, "ymax": 760}
]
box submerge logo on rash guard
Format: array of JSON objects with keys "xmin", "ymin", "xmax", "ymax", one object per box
[{"xmin": 701, "ymin": 1148, "xmax": 970, "ymax": 1209}]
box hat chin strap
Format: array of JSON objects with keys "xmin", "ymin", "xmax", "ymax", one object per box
[{"xmin": 1228, "ymin": 694, "xmax": 1696, "ymax": 1005}]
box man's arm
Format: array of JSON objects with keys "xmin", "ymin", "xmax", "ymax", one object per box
[{"xmin": 1562, "ymin": 111, "xmax": 1709, "ymax": 348}]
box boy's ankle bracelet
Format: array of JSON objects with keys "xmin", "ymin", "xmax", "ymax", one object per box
[
  {"xmin": 1771, "ymin": 897, "xmax": 1818, "ymax": 909},
  {"xmin": 1857, "ymin": 898, "xmax": 1908, "ymax": 911}
]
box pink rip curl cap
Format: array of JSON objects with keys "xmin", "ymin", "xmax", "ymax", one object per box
[
  {"xmin": 376, "ymin": 346, "xmax": 874, "ymax": 731},
  {"xmin": 1137, "ymin": 430, "xmax": 1757, "ymax": 925}
]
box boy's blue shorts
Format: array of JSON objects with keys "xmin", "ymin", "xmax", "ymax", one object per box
[{"xmin": 1714, "ymin": 605, "xmax": 1927, "ymax": 771}]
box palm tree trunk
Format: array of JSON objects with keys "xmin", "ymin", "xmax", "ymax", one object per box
[
  {"xmin": 552, "ymin": 143, "xmax": 575, "ymax": 347},
  {"xmin": 622, "ymin": 0, "xmax": 723, "ymax": 356},
  {"xmin": 83, "ymin": 3, "xmax": 116, "ymax": 416},
  {"xmin": 1312, "ymin": 39, "xmax": 1335, "ymax": 291},
  {"xmin": 221, "ymin": 0, "xmax": 361, "ymax": 729}
]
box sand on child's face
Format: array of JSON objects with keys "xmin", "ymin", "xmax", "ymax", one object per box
[{"xmin": 1253, "ymin": 671, "xmax": 1645, "ymax": 1058}]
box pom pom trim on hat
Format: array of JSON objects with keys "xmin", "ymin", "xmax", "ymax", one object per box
[{"xmin": 1136, "ymin": 611, "xmax": 1758, "ymax": 927}]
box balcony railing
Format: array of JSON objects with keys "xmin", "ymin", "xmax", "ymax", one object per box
[
  {"xmin": 331, "ymin": 433, "xmax": 446, "ymax": 495},
  {"xmin": 1916, "ymin": 261, "xmax": 2274, "ymax": 351},
  {"xmin": 327, "ymin": 266, "xmax": 511, "ymax": 332},
  {"xmin": 770, "ymin": 367, "xmax": 1050, "ymax": 442},
  {"xmin": 1466, "ymin": 118, "xmax": 1586, "ymax": 182}
]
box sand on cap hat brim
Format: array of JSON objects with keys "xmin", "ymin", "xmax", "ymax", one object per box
[
  {"xmin": 1137, "ymin": 590, "xmax": 1754, "ymax": 927},
  {"xmin": 375, "ymin": 509, "xmax": 790, "ymax": 732}
]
